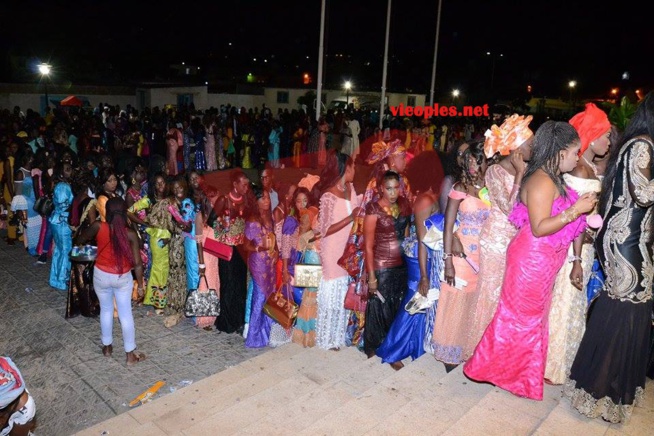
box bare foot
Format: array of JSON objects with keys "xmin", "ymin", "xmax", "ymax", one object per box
[
  {"xmin": 126, "ymin": 350, "xmax": 146, "ymax": 366},
  {"xmin": 365, "ymin": 350, "xmax": 376, "ymax": 359},
  {"xmin": 390, "ymin": 361, "xmax": 404, "ymax": 371},
  {"xmin": 102, "ymin": 344, "xmax": 113, "ymax": 357},
  {"xmin": 329, "ymin": 347, "xmax": 340, "ymax": 352}
]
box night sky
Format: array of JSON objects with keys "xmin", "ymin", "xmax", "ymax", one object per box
[{"xmin": 2, "ymin": 0, "xmax": 650, "ymax": 102}]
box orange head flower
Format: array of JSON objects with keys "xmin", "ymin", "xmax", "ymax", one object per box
[{"xmin": 484, "ymin": 114, "xmax": 534, "ymax": 159}]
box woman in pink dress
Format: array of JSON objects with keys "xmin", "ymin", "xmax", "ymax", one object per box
[
  {"xmin": 432, "ymin": 141, "xmax": 490, "ymax": 371},
  {"xmin": 467, "ymin": 115, "xmax": 533, "ymax": 355},
  {"xmin": 463, "ymin": 121, "xmax": 597, "ymax": 400},
  {"xmin": 166, "ymin": 122, "xmax": 182, "ymax": 176}
]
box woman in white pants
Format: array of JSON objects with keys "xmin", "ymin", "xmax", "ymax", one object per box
[{"xmin": 76, "ymin": 197, "xmax": 146, "ymax": 365}]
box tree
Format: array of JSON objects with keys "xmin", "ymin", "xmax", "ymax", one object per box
[{"xmin": 602, "ymin": 96, "xmax": 637, "ymax": 132}]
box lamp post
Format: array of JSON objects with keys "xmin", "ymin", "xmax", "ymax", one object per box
[
  {"xmin": 568, "ymin": 80, "xmax": 576, "ymax": 114},
  {"xmin": 486, "ymin": 52, "xmax": 503, "ymax": 91},
  {"xmin": 38, "ymin": 63, "xmax": 51, "ymax": 114},
  {"xmin": 344, "ymin": 80, "xmax": 352, "ymax": 109}
]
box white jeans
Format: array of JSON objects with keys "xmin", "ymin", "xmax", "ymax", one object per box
[{"xmin": 93, "ymin": 267, "xmax": 136, "ymax": 352}]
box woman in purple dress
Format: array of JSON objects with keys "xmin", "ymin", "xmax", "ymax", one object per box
[{"xmin": 243, "ymin": 185, "xmax": 277, "ymax": 348}]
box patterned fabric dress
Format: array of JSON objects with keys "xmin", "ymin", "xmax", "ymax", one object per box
[
  {"xmin": 464, "ymin": 189, "xmax": 586, "ymax": 400},
  {"xmin": 467, "ymin": 165, "xmax": 519, "ymax": 355},
  {"xmin": 49, "ymin": 182, "xmax": 74, "ymax": 290},
  {"xmin": 316, "ymin": 190, "xmax": 361, "ymax": 350},
  {"xmin": 244, "ymin": 220, "xmax": 275, "ymax": 348},
  {"xmin": 545, "ymin": 174, "xmax": 601, "ymax": 384},
  {"xmin": 195, "ymin": 224, "xmax": 220, "ymax": 328},
  {"xmin": 566, "ymin": 137, "xmax": 654, "ymax": 423},
  {"xmin": 204, "ymin": 124, "xmax": 217, "ymax": 171},
  {"xmin": 432, "ymin": 191, "xmax": 490, "ymax": 364}
]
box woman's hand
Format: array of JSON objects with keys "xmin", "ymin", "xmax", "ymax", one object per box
[
  {"xmin": 350, "ymin": 207, "xmax": 362, "ymax": 220},
  {"xmin": 282, "ymin": 269, "xmax": 291, "ymax": 284},
  {"xmin": 451, "ymin": 235, "xmax": 465, "ymax": 258},
  {"xmin": 444, "ymin": 258, "xmax": 456, "ymax": 286},
  {"xmin": 510, "ymin": 149, "xmax": 526, "ymax": 175},
  {"xmin": 570, "ymin": 262, "xmax": 584, "ymax": 290},
  {"xmin": 574, "ymin": 192, "xmax": 598, "ymax": 214},
  {"xmin": 418, "ymin": 276, "xmax": 430, "ymax": 297}
]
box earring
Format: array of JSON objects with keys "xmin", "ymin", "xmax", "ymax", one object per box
[{"xmin": 590, "ymin": 142, "xmax": 595, "ymax": 147}]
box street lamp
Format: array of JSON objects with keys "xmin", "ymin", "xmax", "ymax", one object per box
[
  {"xmin": 568, "ymin": 80, "xmax": 576, "ymax": 113},
  {"xmin": 486, "ymin": 52, "xmax": 503, "ymax": 91},
  {"xmin": 452, "ymin": 88, "xmax": 460, "ymax": 105},
  {"xmin": 38, "ymin": 63, "xmax": 51, "ymax": 113},
  {"xmin": 344, "ymin": 81, "xmax": 352, "ymax": 109}
]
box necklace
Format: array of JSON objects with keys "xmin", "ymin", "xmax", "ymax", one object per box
[
  {"xmin": 336, "ymin": 183, "xmax": 346, "ymax": 192},
  {"xmin": 229, "ymin": 191, "xmax": 243, "ymax": 203},
  {"xmin": 582, "ymin": 156, "xmax": 600, "ymax": 179}
]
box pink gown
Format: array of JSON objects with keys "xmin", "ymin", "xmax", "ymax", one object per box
[{"xmin": 463, "ymin": 189, "xmax": 586, "ymax": 400}]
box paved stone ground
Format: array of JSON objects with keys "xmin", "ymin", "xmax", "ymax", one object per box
[{"xmin": 0, "ymin": 231, "xmax": 266, "ymax": 436}]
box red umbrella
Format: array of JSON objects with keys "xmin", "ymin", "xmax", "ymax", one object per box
[{"xmin": 60, "ymin": 95, "xmax": 83, "ymax": 107}]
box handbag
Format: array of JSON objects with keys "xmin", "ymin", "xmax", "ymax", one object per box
[
  {"xmin": 184, "ymin": 276, "xmax": 220, "ymax": 317},
  {"xmin": 337, "ymin": 215, "xmax": 364, "ymax": 278},
  {"xmin": 263, "ymin": 283, "xmax": 298, "ymax": 329},
  {"xmin": 294, "ymin": 251, "xmax": 322, "ymax": 288},
  {"xmin": 34, "ymin": 195, "xmax": 54, "ymax": 216},
  {"xmin": 344, "ymin": 274, "xmax": 368, "ymax": 312},
  {"xmin": 203, "ymin": 238, "xmax": 233, "ymax": 261}
]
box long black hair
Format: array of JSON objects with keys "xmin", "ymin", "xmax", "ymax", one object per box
[
  {"xmin": 521, "ymin": 120, "xmax": 579, "ymax": 197},
  {"xmin": 599, "ymin": 92, "xmax": 654, "ymax": 216}
]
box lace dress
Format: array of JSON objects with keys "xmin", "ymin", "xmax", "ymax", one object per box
[
  {"xmin": 316, "ymin": 190, "xmax": 361, "ymax": 349},
  {"xmin": 464, "ymin": 190, "xmax": 586, "ymax": 400},
  {"xmin": 432, "ymin": 191, "xmax": 490, "ymax": 364},
  {"xmin": 566, "ymin": 137, "xmax": 654, "ymax": 423},
  {"xmin": 545, "ymin": 174, "xmax": 601, "ymax": 384},
  {"xmin": 468, "ymin": 165, "xmax": 519, "ymax": 355}
]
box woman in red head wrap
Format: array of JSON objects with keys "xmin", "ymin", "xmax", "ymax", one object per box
[{"xmin": 544, "ymin": 103, "xmax": 610, "ymax": 385}]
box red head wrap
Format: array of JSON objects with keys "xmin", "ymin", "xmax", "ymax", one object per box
[{"xmin": 569, "ymin": 103, "xmax": 611, "ymax": 156}]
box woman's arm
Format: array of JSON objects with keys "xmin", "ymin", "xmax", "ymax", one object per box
[
  {"xmin": 195, "ymin": 211, "xmax": 205, "ymax": 276},
  {"xmin": 569, "ymin": 233, "xmax": 585, "ymax": 290},
  {"xmin": 414, "ymin": 194, "xmax": 435, "ymax": 296},
  {"xmin": 3, "ymin": 160, "xmax": 13, "ymax": 197},
  {"xmin": 443, "ymin": 191, "xmax": 463, "ymax": 286},
  {"xmin": 363, "ymin": 212, "xmax": 378, "ymax": 295},
  {"xmin": 627, "ymin": 138, "xmax": 654, "ymax": 207},
  {"xmin": 128, "ymin": 229, "xmax": 145, "ymax": 292},
  {"xmin": 75, "ymin": 220, "xmax": 101, "ymax": 245},
  {"xmin": 525, "ymin": 175, "xmax": 596, "ymax": 237},
  {"xmin": 127, "ymin": 197, "xmax": 149, "ymax": 226}
]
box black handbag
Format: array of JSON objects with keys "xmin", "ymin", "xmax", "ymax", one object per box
[
  {"xmin": 34, "ymin": 195, "xmax": 54, "ymax": 216},
  {"xmin": 184, "ymin": 276, "xmax": 220, "ymax": 317}
]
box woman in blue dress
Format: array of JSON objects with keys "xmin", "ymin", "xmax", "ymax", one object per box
[
  {"xmin": 376, "ymin": 188, "xmax": 442, "ymax": 369},
  {"xmin": 49, "ymin": 162, "xmax": 74, "ymax": 290},
  {"xmin": 10, "ymin": 149, "xmax": 41, "ymax": 256}
]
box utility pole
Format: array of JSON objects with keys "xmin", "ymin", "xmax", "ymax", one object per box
[
  {"xmin": 379, "ymin": 0, "xmax": 392, "ymax": 129},
  {"xmin": 315, "ymin": 0, "xmax": 327, "ymax": 121},
  {"xmin": 429, "ymin": 0, "xmax": 443, "ymax": 107}
]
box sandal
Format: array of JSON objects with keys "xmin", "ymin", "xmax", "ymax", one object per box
[
  {"xmin": 102, "ymin": 344, "xmax": 113, "ymax": 357},
  {"xmin": 126, "ymin": 350, "xmax": 146, "ymax": 366}
]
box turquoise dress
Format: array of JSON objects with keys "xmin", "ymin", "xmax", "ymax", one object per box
[
  {"xmin": 181, "ymin": 198, "xmax": 200, "ymax": 290},
  {"xmin": 49, "ymin": 182, "xmax": 74, "ymax": 290}
]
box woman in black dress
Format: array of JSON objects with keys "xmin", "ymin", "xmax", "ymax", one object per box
[{"xmin": 565, "ymin": 92, "xmax": 654, "ymax": 423}]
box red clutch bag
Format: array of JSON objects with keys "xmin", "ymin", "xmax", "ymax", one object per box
[{"xmin": 203, "ymin": 238, "xmax": 233, "ymax": 261}]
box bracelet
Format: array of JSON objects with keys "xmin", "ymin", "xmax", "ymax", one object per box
[
  {"xmin": 568, "ymin": 255, "xmax": 582, "ymax": 263},
  {"xmin": 199, "ymin": 263, "xmax": 206, "ymax": 268},
  {"xmin": 368, "ymin": 277, "xmax": 378, "ymax": 284},
  {"xmin": 443, "ymin": 253, "xmax": 453, "ymax": 260},
  {"xmin": 560, "ymin": 205, "xmax": 580, "ymax": 224}
]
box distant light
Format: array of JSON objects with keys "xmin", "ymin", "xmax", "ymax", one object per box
[
  {"xmin": 228, "ymin": 42, "xmax": 232, "ymax": 46},
  {"xmin": 205, "ymin": 81, "xmax": 208, "ymax": 85},
  {"xmin": 38, "ymin": 63, "xmax": 51, "ymax": 76},
  {"xmin": 452, "ymin": 89, "xmax": 460, "ymax": 97},
  {"xmin": 611, "ymin": 88, "xmax": 618, "ymax": 95},
  {"xmin": 253, "ymin": 58, "xmax": 257, "ymax": 62},
  {"xmin": 197, "ymin": 67, "xmax": 200, "ymax": 70},
  {"xmin": 527, "ymin": 85, "xmax": 532, "ymax": 93},
  {"xmin": 344, "ymin": 81, "xmax": 352, "ymax": 90},
  {"xmin": 264, "ymin": 59, "xmax": 267, "ymax": 63},
  {"xmin": 622, "ymin": 71, "xmax": 630, "ymax": 80},
  {"xmin": 486, "ymin": 52, "xmax": 491, "ymax": 56},
  {"xmin": 306, "ymin": 56, "xmax": 309, "ymax": 59},
  {"xmin": 500, "ymin": 53, "xmax": 504, "ymax": 57},
  {"xmin": 182, "ymin": 62, "xmax": 185, "ymax": 65},
  {"xmin": 636, "ymin": 89, "xmax": 642, "ymax": 95},
  {"xmin": 568, "ymin": 80, "xmax": 577, "ymax": 89}
]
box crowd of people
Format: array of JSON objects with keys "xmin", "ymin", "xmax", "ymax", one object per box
[{"xmin": 1, "ymin": 93, "xmax": 654, "ymax": 433}]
